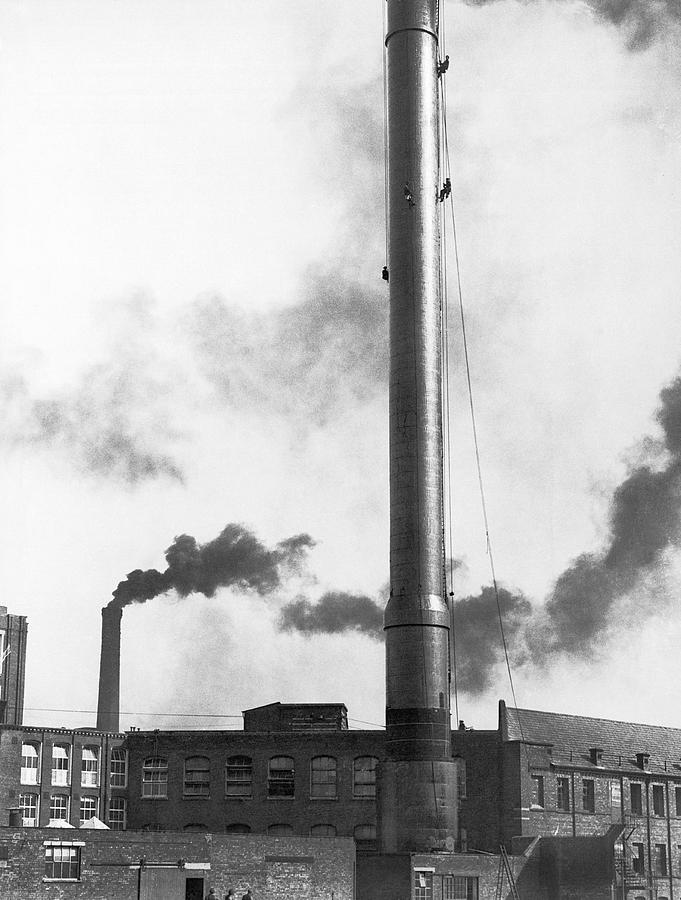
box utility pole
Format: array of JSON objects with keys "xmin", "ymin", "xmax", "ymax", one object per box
[{"xmin": 377, "ymin": 0, "xmax": 459, "ymax": 853}]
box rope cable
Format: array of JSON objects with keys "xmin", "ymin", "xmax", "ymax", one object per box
[{"xmin": 438, "ymin": 27, "xmax": 525, "ymax": 739}]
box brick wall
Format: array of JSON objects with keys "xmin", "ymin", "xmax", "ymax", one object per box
[{"xmin": 0, "ymin": 828, "xmax": 355, "ymax": 900}]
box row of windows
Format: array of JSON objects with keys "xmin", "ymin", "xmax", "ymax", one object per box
[
  {"xmin": 19, "ymin": 793, "xmax": 126, "ymax": 830},
  {"xmin": 414, "ymin": 872, "xmax": 478, "ymax": 900},
  {"xmin": 142, "ymin": 755, "xmax": 378, "ymax": 800},
  {"xmin": 21, "ymin": 743, "xmax": 127, "ymax": 789},
  {"xmin": 531, "ymin": 773, "xmax": 681, "ymax": 817}
]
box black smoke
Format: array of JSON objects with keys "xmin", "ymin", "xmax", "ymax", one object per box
[
  {"xmin": 462, "ymin": 0, "xmax": 681, "ymax": 50},
  {"xmin": 542, "ymin": 374, "xmax": 681, "ymax": 654},
  {"xmin": 110, "ymin": 523, "xmax": 314, "ymax": 609},
  {"xmin": 280, "ymin": 591, "xmax": 384, "ymax": 637}
]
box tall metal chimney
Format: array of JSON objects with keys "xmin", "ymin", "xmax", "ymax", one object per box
[
  {"xmin": 96, "ymin": 605, "xmax": 122, "ymax": 732},
  {"xmin": 377, "ymin": 0, "xmax": 459, "ymax": 853}
]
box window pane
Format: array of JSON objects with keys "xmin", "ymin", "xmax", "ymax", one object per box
[
  {"xmin": 311, "ymin": 824, "xmax": 337, "ymax": 837},
  {"xmin": 49, "ymin": 795, "xmax": 69, "ymax": 822},
  {"xmin": 268, "ymin": 757, "xmax": 294, "ymax": 798},
  {"xmin": 21, "ymin": 743, "xmax": 40, "ymax": 784},
  {"xmin": 353, "ymin": 757, "xmax": 378, "ymax": 798},
  {"xmin": 44, "ymin": 845, "xmax": 80, "ymax": 880},
  {"xmin": 108, "ymin": 797, "xmax": 127, "ymax": 831},
  {"xmin": 311, "ymin": 756, "xmax": 337, "ymax": 799},
  {"xmin": 268, "ymin": 823, "xmax": 293, "ymax": 835},
  {"xmin": 142, "ymin": 757, "xmax": 168, "ymax": 798},
  {"xmin": 226, "ymin": 756, "xmax": 252, "ymax": 798},
  {"xmin": 19, "ymin": 792, "xmax": 38, "ymax": 827},
  {"xmin": 52, "ymin": 745, "xmax": 70, "ymax": 786},
  {"xmin": 414, "ymin": 871, "xmax": 433, "ymax": 900},
  {"xmin": 110, "ymin": 749, "xmax": 128, "ymax": 788},
  {"xmin": 81, "ymin": 747, "xmax": 99, "ymax": 787},
  {"xmin": 184, "ymin": 757, "xmax": 210, "ymax": 797},
  {"xmin": 80, "ymin": 796, "xmax": 98, "ymax": 824}
]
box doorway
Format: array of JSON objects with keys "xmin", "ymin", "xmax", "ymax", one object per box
[{"xmin": 186, "ymin": 877, "xmax": 205, "ymax": 900}]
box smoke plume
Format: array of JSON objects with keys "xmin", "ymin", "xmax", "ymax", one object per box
[
  {"xmin": 280, "ymin": 591, "xmax": 384, "ymax": 637},
  {"xmin": 463, "ymin": 0, "xmax": 681, "ymax": 50},
  {"xmin": 189, "ymin": 271, "xmax": 387, "ymax": 427},
  {"xmin": 110, "ymin": 523, "xmax": 315, "ymax": 609}
]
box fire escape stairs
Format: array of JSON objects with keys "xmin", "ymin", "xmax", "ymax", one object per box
[{"xmin": 495, "ymin": 845, "xmax": 521, "ymax": 900}]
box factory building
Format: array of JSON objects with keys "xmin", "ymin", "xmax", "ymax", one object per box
[{"xmin": 6, "ymin": 681, "xmax": 681, "ymax": 897}]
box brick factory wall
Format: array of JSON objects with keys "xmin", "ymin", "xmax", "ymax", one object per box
[{"xmin": 0, "ymin": 828, "xmax": 355, "ymax": 900}]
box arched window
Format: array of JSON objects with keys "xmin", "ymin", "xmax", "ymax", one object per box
[
  {"xmin": 81, "ymin": 747, "xmax": 99, "ymax": 787},
  {"xmin": 225, "ymin": 823, "xmax": 251, "ymax": 834},
  {"xmin": 52, "ymin": 744, "xmax": 70, "ymax": 787},
  {"xmin": 268, "ymin": 756, "xmax": 295, "ymax": 798},
  {"xmin": 183, "ymin": 823, "xmax": 208, "ymax": 832},
  {"xmin": 21, "ymin": 743, "xmax": 40, "ymax": 784},
  {"xmin": 226, "ymin": 756, "xmax": 252, "ymax": 797},
  {"xmin": 353, "ymin": 756, "xmax": 378, "ymax": 798},
  {"xmin": 354, "ymin": 823, "xmax": 377, "ymax": 850},
  {"xmin": 142, "ymin": 757, "xmax": 168, "ymax": 798},
  {"xmin": 310, "ymin": 824, "xmax": 337, "ymax": 837},
  {"xmin": 49, "ymin": 794, "xmax": 70, "ymax": 823},
  {"xmin": 184, "ymin": 756, "xmax": 210, "ymax": 797},
  {"xmin": 268, "ymin": 823, "xmax": 294, "ymax": 835},
  {"xmin": 310, "ymin": 756, "xmax": 337, "ymax": 799}
]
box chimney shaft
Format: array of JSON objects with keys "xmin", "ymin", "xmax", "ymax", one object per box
[
  {"xmin": 96, "ymin": 606, "xmax": 122, "ymax": 732},
  {"xmin": 377, "ymin": 0, "xmax": 459, "ymax": 853}
]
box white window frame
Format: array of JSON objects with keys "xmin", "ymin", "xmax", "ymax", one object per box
[
  {"xmin": 79, "ymin": 795, "xmax": 98, "ymax": 825},
  {"xmin": 110, "ymin": 748, "xmax": 128, "ymax": 788},
  {"xmin": 81, "ymin": 747, "xmax": 99, "ymax": 788},
  {"xmin": 142, "ymin": 757, "xmax": 168, "ymax": 799},
  {"xmin": 21, "ymin": 742, "xmax": 40, "ymax": 785},
  {"xmin": 49, "ymin": 794, "xmax": 70, "ymax": 823},
  {"xmin": 19, "ymin": 792, "xmax": 38, "ymax": 827},
  {"xmin": 51, "ymin": 744, "xmax": 70, "ymax": 787},
  {"xmin": 108, "ymin": 797, "xmax": 127, "ymax": 831}
]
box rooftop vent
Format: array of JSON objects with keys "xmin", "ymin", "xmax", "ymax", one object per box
[{"xmin": 636, "ymin": 752, "xmax": 650, "ymax": 770}]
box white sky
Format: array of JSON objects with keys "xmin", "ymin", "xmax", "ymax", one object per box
[{"xmin": 1, "ymin": 0, "xmax": 681, "ymax": 733}]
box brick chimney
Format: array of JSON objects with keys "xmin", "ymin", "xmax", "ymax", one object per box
[{"xmin": 96, "ymin": 605, "xmax": 122, "ymax": 732}]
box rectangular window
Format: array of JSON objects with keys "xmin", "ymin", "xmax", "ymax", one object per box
[
  {"xmin": 655, "ymin": 843, "xmax": 668, "ymax": 876},
  {"xmin": 108, "ymin": 797, "xmax": 127, "ymax": 831},
  {"xmin": 675, "ymin": 786, "xmax": 681, "ymax": 817},
  {"xmin": 142, "ymin": 757, "xmax": 168, "ymax": 799},
  {"xmin": 19, "ymin": 792, "xmax": 38, "ymax": 827},
  {"xmin": 268, "ymin": 756, "xmax": 295, "ymax": 799},
  {"xmin": 557, "ymin": 777, "xmax": 570, "ymax": 812},
  {"xmin": 414, "ymin": 871, "xmax": 433, "ymax": 900},
  {"xmin": 49, "ymin": 795, "xmax": 70, "ymax": 823},
  {"xmin": 81, "ymin": 747, "xmax": 99, "ymax": 787},
  {"xmin": 530, "ymin": 774, "xmax": 544, "ymax": 808},
  {"xmin": 632, "ymin": 842, "xmax": 645, "ymax": 875},
  {"xmin": 44, "ymin": 845, "xmax": 81, "ymax": 880},
  {"xmin": 225, "ymin": 756, "xmax": 252, "ymax": 798},
  {"xmin": 310, "ymin": 756, "xmax": 337, "ymax": 799},
  {"xmin": 582, "ymin": 779, "xmax": 595, "ymax": 813},
  {"xmin": 51, "ymin": 745, "xmax": 70, "ymax": 787},
  {"xmin": 443, "ymin": 876, "xmax": 478, "ymax": 900},
  {"xmin": 653, "ymin": 784, "xmax": 665, "ymax": 816},
  {"xmin": 184, "ymin": 757, "xmax": 210, "ymax": 798},
  {"xmin": 630, "ymin": 783, "xmax": 643, "ymax": 815},
  {"xmin": 353, "ymin": 757, "xmax": 378, "ymax": 799},
  {"xmin": 79, "ymin": 796, "xmax": 98, "ymax": 825},
  {"xmin": 21, "ymin": 743, "xmax": 40, "ymax": 784},
  {"xmin": 110, "ymin": 748, "xmax": 128, "ymax": 788}
]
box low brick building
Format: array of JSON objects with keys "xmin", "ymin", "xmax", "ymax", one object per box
[{"xmin": 0, "ymin": 828, "xmax": 356, "ymax": 900}]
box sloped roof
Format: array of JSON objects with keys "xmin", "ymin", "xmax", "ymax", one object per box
[
  {"xmin": 79, "ymin": 816, "xmax": 109, "ymax": 830},
  {"xmin": 501, "ymin": 701, "xmax": 681, "ymax": 775}
]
